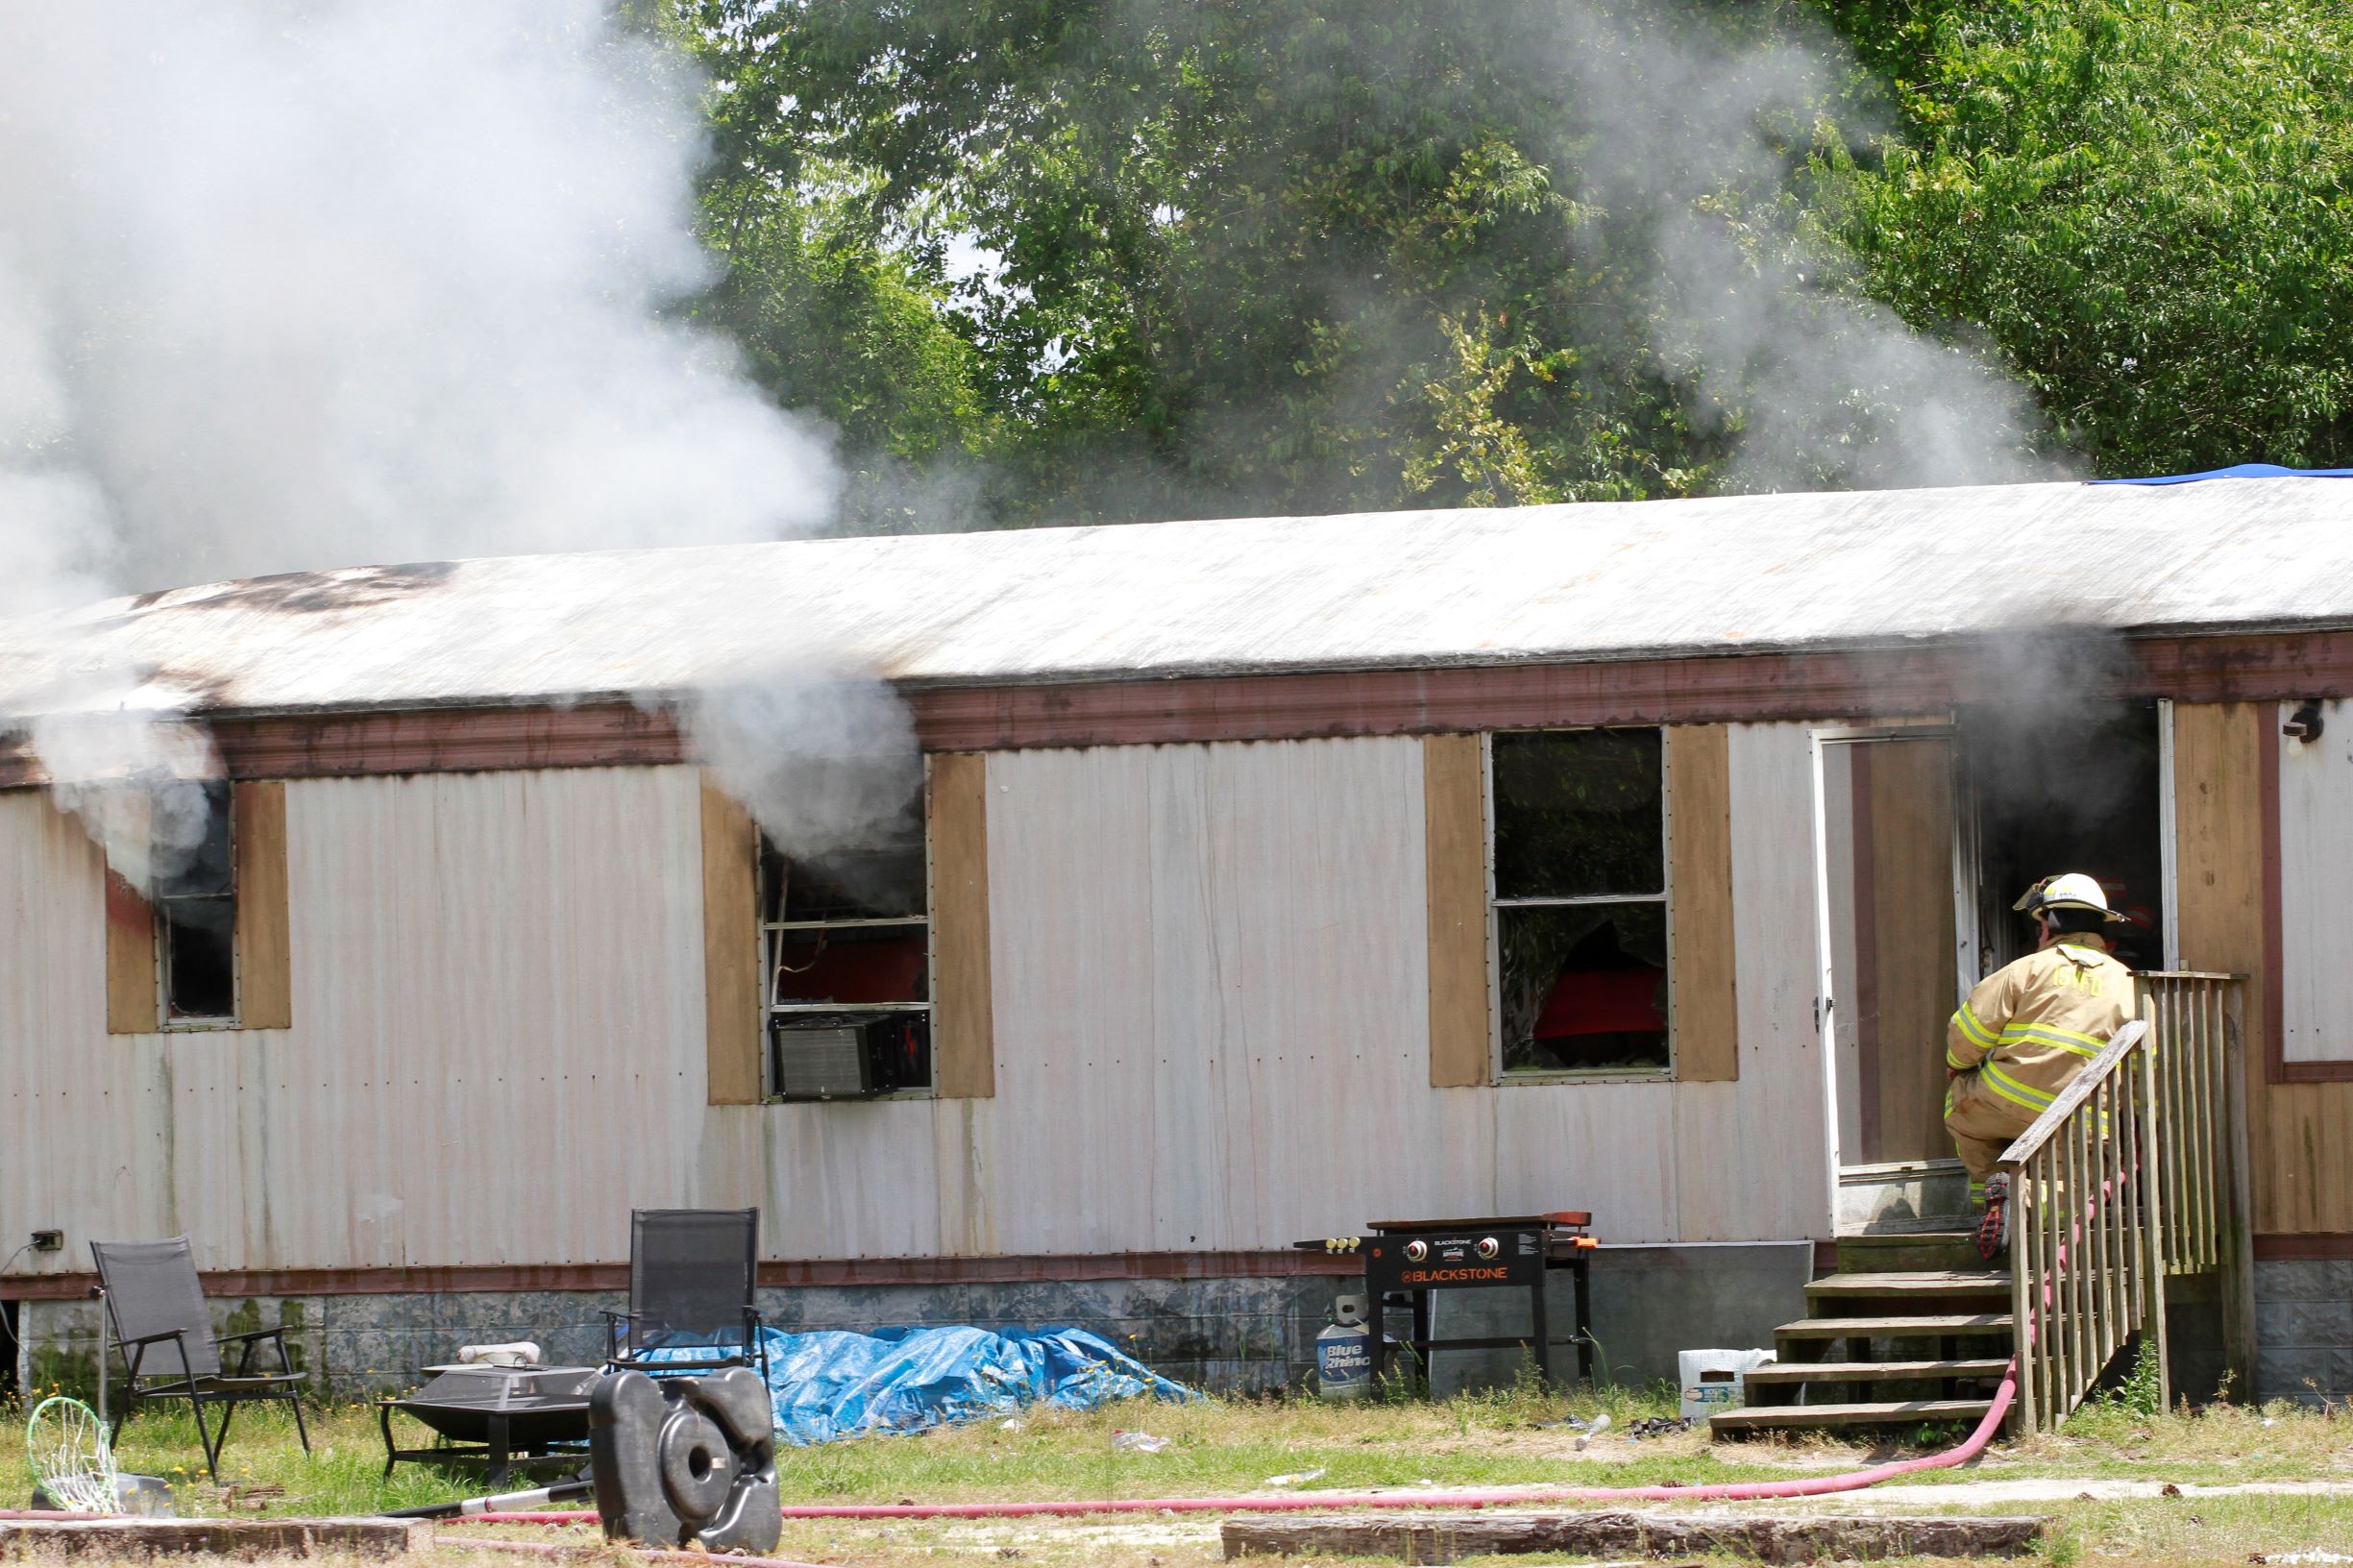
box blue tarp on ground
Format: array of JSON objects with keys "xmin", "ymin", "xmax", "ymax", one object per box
[{"xmin": 651, "ymin": 1325, "xmax": 1196, "ymax": 1446}]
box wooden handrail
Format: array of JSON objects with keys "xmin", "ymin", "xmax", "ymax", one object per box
[{"xmin": 1996, "ymin": 1018, "xmax": 2150, "ymax": 1169}]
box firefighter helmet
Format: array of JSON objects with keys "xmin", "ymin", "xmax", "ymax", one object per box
[{"xmin": 2012, "ymin": 871, "xmax": 2131, "ymax": 923}]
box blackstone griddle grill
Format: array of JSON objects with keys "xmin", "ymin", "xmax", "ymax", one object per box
[
  {"xmin": 1297, "ymin": 1212, "xmax": 1596, "ymax": 1391},
  {"xmin": 376, "ymin": 1366, "xmax": 598, "ymax": 1483}
]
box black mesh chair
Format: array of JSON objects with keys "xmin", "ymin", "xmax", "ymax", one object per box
[
  {"xmin": 89, "ymin": 1237, "xmax": 309, "ymax": 1480},
  {"xmin": 602, "ymin": 1209, "xmax": 769, "ymax": 1380}
]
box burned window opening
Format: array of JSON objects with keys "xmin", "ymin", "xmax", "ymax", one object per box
[
  {"xmin": 157, "ymin": 781, "xmax": 236, "ymax": 1023},
  {"xmin": 1490, "ymin": 728, "xmax": 1670, "ymax": 1076},
  {"xmin": 760, "ymin": 806, "xmax": 931, "ymax": 1100}
]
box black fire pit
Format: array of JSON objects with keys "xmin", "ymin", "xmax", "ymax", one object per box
[{"xmin": 377, "ymin": 1366, "xmax": 598, "ymax": 1483}]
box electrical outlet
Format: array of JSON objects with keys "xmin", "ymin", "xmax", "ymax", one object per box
[{"xmin": 29, "ymin": 1230, "xmax": 61, "ymax": 1253}]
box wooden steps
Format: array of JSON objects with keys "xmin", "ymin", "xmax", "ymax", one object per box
[
  {"xmin": 1710, "ymin": 1398, "xmax": 1995, "ymax": 1433},
  {"xmin": 1773, "ymin": 1312, "xmax": 2013, "ymax": 1338},
  {"xmin": 1742, "ymin": 1358, "xmax": 2011, "ymax": 1386},
  {"xmin": 1710, "ymin": 1259, "xmax": 2017, "ymax": 1439},
  {"xmin": 1805, "ymin": 1270, "xmax": 2009, "ymax": 1303},
  {"xmin": 1834, "ymin": 1230, "xmax": 1985, "ymax": 1274}
]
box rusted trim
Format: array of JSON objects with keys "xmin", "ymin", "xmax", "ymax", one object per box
[
  {"xmin": 0, "ymin": 1250, "xmax": 1362, "ymax": 1301},
  {"xmin": 2251, "ymin": 1233, "xmax": 2353, "ymax": 1262},
  {"xmin": 0, "ymin": 703, "xmax": 685, "ymax": 789},
  {"xmin": 904, "ymin": 649, "xmax": 1960, "ymax": 751},
  {"xmin": 6, "ymin": 629, "xmax": 2353, "ymax": 790}
]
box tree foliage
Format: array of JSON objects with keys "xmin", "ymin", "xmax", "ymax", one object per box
[
  {"xmin": 686, "ymin": 1, "xmax": 1902, "ymax": 525},
  {"xmin": 1820, "ymin": 0, "xmax": 2353, "ymax": 475},
  {"xmin": 678, "ymin": 0, "xmax": 2353, "ymax": 526}
]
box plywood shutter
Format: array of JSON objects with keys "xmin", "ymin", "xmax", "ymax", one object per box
[
  {"xmin": 2173, "ymin": 701, "xmax": 2266, "ymax": 986},
  {"xmin": 1424, "ymin": 733, "xmax": 1491, "ymax": 1088},
  {"xmin": 104, "ymin": 867, "xmax": 159, "ymax": 1035},
  {"xmin": 701, "ymin": 777, "xmax": 763, "ymax": 1105},
  {"xmin": 930, "ymin": 751, "xmax": 996, "ymax": 1100},
  {"xmin": 1667, "ymin": 724, "xmax": 1739, "ymax": 1082},
  {"xmin": 233, "ymin": 780, "xmax": 294, "ymax": 1030}
]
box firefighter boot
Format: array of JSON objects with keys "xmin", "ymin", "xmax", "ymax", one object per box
[{"xmin": 1976, "ymin": 1172, "xmax": 2011, "ymax": 1261}]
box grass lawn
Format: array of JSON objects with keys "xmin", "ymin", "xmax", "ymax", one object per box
[{"xmin": 2, "ymin": 1382, "xmax": 2347, "ymax": 1565}]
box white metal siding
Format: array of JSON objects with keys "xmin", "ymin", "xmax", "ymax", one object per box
[
  {"xmin": 0, "ymin": 793, "xmax": 180, "ymax": 1269},
  {"xmin": 280, "ymin": 765, "xmax": 707, "ymax": 1269},
  {"xmin": 2280, "ymin": 698, "xmax": 2353, "ymax": 1065},
  {"xmin": 978, "ymin": 732, "xmax": 1822, "ymax": 1251},
  {"xmin": 3, "ymin": 735, "xmax": 1833, "ymax": 1273},
  {"xmin": 0, "ymin": 767, "xmax": 708, "ymax": 1276}
]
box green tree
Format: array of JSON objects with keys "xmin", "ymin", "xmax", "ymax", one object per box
[
  {"xmin": 687, "ymin": 1, "xmax": 1923, "ymax": 525},
  {"xmin": 1818, "ymin": 0, "xmax": 2353, "ymax": 475}
]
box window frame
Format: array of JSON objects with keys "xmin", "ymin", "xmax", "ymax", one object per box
[
  {"xmin": 1483, "ymin": 726, "xmax": 1677, "ymax": 1084},
  {"xmin": 154, "ymin": 779, "xmax": 240, "ymax": 1032},
  {"xmin": 757, "ymin": 762, "xmax": 936, "ymax": 1101}
]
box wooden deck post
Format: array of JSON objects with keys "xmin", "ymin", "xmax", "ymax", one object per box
[{"xmin": 2218, "ymin": 988, "xmax": 2261, "ymax": 1400}]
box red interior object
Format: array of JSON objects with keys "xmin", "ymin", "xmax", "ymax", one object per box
[
  {"xmin": 772, "ymin": 936, "xmax": 924, "ymax": 1006},
  {"xmin": 1534, "ymin": 966, "xmax": 1666, "ymax": 1039}
]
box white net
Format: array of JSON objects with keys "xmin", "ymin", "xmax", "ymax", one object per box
[{"xmin": 26, "ymin": 1396, "xmax": 120, "ymax": 1515}]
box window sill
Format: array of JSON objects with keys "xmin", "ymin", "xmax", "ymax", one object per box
[
  {"xmin": 762, "ymin": 1088, "xmax": 936, "ymax": 1106},
  {"xmin": 159, "ymin": 1018, "xmax": 245, "ymax": 1034},
  {"xmin": 1498, "ymin": 1068, "xmax": 1676, "ymax": 1087}
]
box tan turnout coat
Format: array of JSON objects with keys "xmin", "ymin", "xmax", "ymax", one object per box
[{"xmin": 1946, "ymin": 934, "xmax": 2135, "ymax": 1120}]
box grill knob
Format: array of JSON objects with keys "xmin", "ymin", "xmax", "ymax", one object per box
[
  {"xmin": 1477, "ymin": 1237, "xmax": 1500, "ymax": 1260},
  {"xmin": 1405, "ymin": 1239, "xmax": 1428, "ymax": 1262}
]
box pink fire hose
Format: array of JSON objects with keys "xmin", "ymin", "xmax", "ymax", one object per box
[
  {"xmin": 443, "ymin": 1364, "xmax": 2016, "ymax": 1526},
  {"xmin": 0, "ymin": 1363, "xmax": 2016, "ymax": 1545}
]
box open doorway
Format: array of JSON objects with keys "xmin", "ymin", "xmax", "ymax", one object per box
[
  {"xmin": 1958, "ymin": 698, "xmax": 2168, "ymax": 980},
  {"xmin": 1818, "ymin": 702, "xmax": 2169, "ymax": 1233}
]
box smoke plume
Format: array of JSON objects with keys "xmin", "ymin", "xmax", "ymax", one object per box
[
  {"xmin": 677, "ymin": 672, "xmax": 924, "ymax": 907},
  {"xmin": 1557, "ymin": 1, "xmax": 2067, "ymax": 490},
  {"xmin": 0, "ymin": 2, "xmax": 846, "ymax": 889}
]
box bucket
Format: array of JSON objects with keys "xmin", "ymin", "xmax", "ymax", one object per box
[{"xmin": 1677, "ymin": 1348, "xmax": 1776, "ymax": 1420}]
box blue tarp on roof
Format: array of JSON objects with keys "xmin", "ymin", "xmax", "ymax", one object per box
[
  {"xmin": 2095, "ymin": 463, "xmax": 2353, "ymax": 484},
  {"xmin": 649, "ymin": 1325, "xmax": 1197, "ymax": 1446}
]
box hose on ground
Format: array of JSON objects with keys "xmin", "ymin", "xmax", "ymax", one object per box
[{"xmin": 453, "ymin": 1364, "xmax": 2017, "ymax": 1525}]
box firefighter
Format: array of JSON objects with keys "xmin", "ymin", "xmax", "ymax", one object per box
[{"xmin": 1946, "ymin": 872, "xmax": 2136, "ymax": 1258}]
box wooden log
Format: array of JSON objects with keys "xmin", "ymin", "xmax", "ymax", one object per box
[
  {"xmin": 0, "ymin": 1517, "xmax": 433, "ymax": 1558},
  {"xmin": 1220, "ymin": 1509, "xmax": 2048, "ymax": 1564}
]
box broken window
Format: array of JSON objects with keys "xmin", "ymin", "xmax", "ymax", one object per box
[
  {"xmin": 1490, "ymin": 728, "xmax": 1670, "ymax": 1075},
  {"xmin": 761, "ymin": 805, "xmax": 931, "ymax": 1099},
  {"xmin": 155, "ymin": 780, "xmax": 236, "ymax": 1023}
]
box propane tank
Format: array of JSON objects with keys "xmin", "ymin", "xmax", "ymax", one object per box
[{"xmin": 1314, "ymin": 1293, "xmax": 1373, "ymax": 1402}]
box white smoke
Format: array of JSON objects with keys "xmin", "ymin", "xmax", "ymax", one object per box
[
  {"xmin": 28, "ymin": 704, "xmax": 223, "ymax": 897},
  {"xmin": 0, "ymin": 1, "xmax": 847, "ymax": 886},
  {"xmin": 1559, "ymin": 2, "xmax": 2066, "ymax": 489},
  {"xmin": 677, "ymin": 672, "xmax": 923, "ymax": 904}
]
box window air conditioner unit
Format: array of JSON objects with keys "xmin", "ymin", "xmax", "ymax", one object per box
[{"xmin": 770, "ymin": 1017, "xmax": 877, "ymax": 1100}]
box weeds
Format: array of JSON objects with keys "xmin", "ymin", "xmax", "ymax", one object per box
[{"xmin": 2104, "ymin": 1339, "xmax": 2166, "ymax": 1419}]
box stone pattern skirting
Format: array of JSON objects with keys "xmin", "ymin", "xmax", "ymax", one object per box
[
  {"xmin": 11, "ymin": 1243, "xmax": 1828, "ymax": 1405},
  {"xmin": 15, "ymin": 1275, "xmax": 1336, "ymax": 1402},
  {"xmin": 2255, "ymin": 1258, "xmax": 2353, "ymax": 1403}
]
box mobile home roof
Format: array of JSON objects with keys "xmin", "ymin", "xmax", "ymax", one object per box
[{"xmin": 2, "ymin": 475, "xmax": 2350, "ymax": 719}]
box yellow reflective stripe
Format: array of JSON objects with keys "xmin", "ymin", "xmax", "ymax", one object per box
[
  {"xmin": 1953, "ymin": 1004, "xmax": 2000, "ymax": 1051},
  {"xmin": 1980, "ymin": 1062, "xmax": 2056, "ymax": 1113},
  {"xmin": 1999, "ymin": 1022, "xmax": 2107, "ymax": 1059}
]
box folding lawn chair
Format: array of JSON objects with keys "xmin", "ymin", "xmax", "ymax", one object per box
[
  {"xmin": 602, "ymin": 1208, "xmax": 770, "ymax": 1381},
  {"xmin": 89, "ymin": 1237, "xmax": 309, "ymax": 1481}
]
